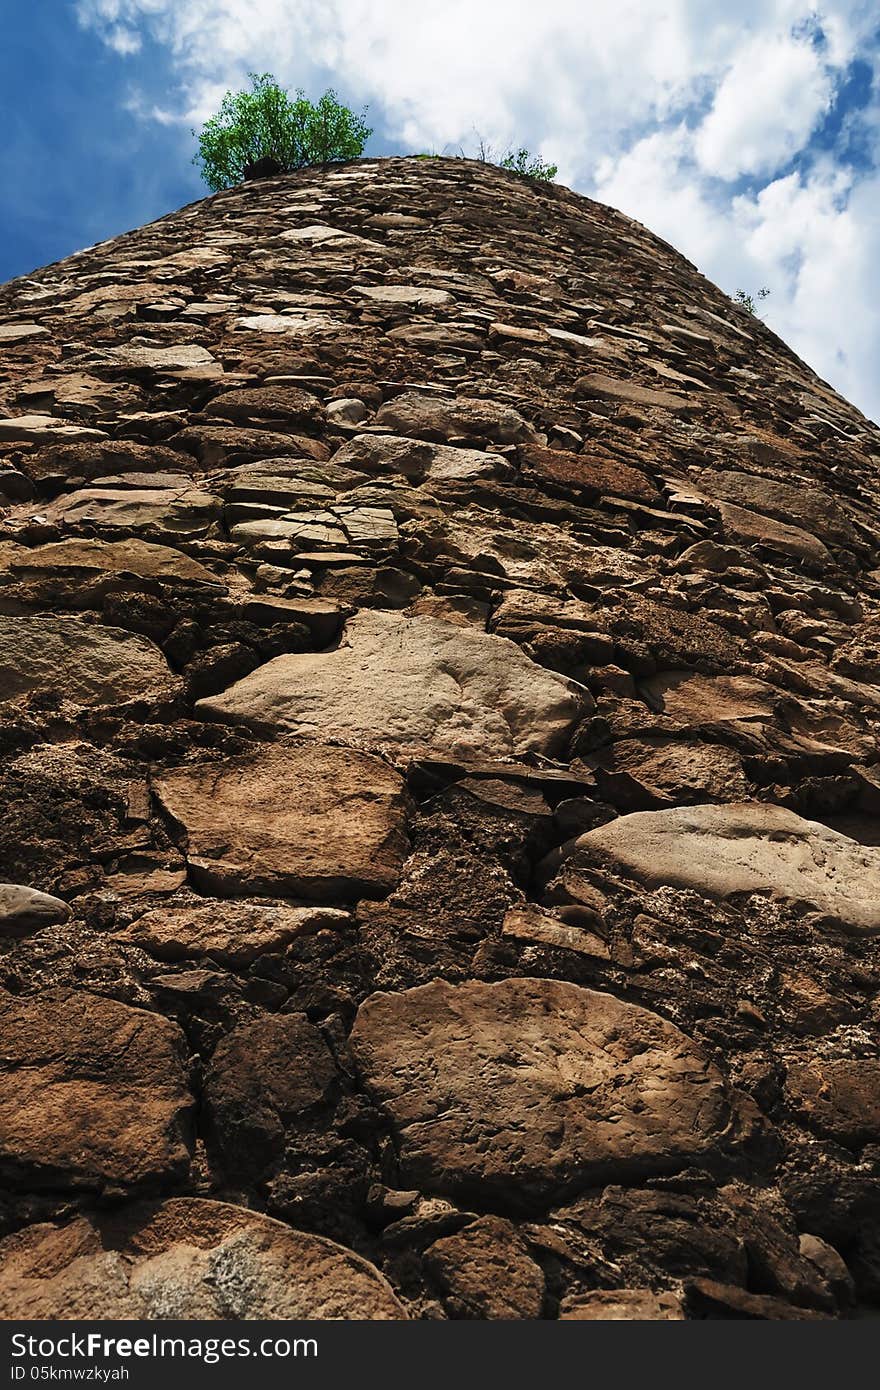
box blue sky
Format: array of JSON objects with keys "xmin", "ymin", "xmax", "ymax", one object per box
[{"xmin": 2, "ymin": 2, "xmax": 879, "ymax": 421}]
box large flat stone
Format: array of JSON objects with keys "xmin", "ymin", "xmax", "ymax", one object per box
[
  {"xmin": 0, "ymin": 991, "xmax": 193, "ymax": 1191},
  {"xmin": 197, "ymin": 609, "xmax": 587, "ymax": 759},
  {"xmin": 375, "ymin": 391, "xmax": 539, "ymax": 443},
  {"xmin": 152, "ymin": 742, "xmax": 409, "ymax": 901},
  {"xmin": 46, "ymin": 485, "xmax": 221, "ymax": 539},
  {"xmin": 0, "ymin": 323, "xmax": 49, "ymax": 344},
  {"xmin": 0, "ymin": 615, "xmax": 177, "ymax": 706},
  {"xmin": 118, "ymin": 902, "xmax": 350, "ymax": 967},
  {"xmin": 229, "ymin": 513, "xmax": 347, "ymax": 549},
  {"xmin": 575, "ymin": 373, "xmax": 690, "ymax": 412},
  {"xmin": 0, "ymin": 1199, "xmax": 405, "ymax": 1318},
  {"xmin": 717, "ymin": 500, "xmax": 831, "ymax": 566},
  {"xmin": 234, "ymin": 312, "xmax": 343, "ymax": 335},
  {"xmin": 0, "ymin": 538, "xmax": 217, "ymax": 586},
  {"xmin": 0, "ymin": 415, "xmax": 108, "ymax": 445},
  {"xmin": 640, "ymin": 671, "xmax": 778, "ymax": 729},
  {"xmin": 354, "ymin": 283, "xmax": 452, "ymax": 306},
  {"xmin": 334, "ymin": 432, "xmax": 502, "ymax": 484},
  {"xmin": 349, "ymin": 977, "xmax": 735, "ymax": 1205},
  {"xmin": 693, "ymin": 468, "xmax": 857, "ymax": 548},
  {"xmin": 569, "ymin": 803, "xmax": 880, "ymax": 934},
  {"xmin": 102, "ymin": 344, "xmax": 216, "ymax": 370}
]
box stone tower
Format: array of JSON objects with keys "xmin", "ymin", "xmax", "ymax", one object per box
[{"xmin": 0, "ymin": 157, "xmax": 878, "ymax": 1319}]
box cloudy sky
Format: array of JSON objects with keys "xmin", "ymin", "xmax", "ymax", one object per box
[{"xmin": 2, "ymin": 2, "xmax": 879, "ymax": 420}]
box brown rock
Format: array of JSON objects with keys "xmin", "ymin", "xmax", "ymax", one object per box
[
  {"xmin": 117, "ymin": 902, "xmax": 350, "ymax": 967},
  {"xmin": 0, "ymin": 883, "xmax": 70, "ymax": 938},
  {"xmin": 0, "ymin": 1199, "xmax": 405, "ymax": 1318},
  {"xmin": 640, "ymin": 670, "xmax": 778, "ymax": 730},
  {"xmin": 785, "ymin": 1059, "xmax": 880, "ymax": 1147},
  {"xmin": 375, "ymin": 391, "xmax": 539, "ymax": 443},
  {"xmin": 152, "ymin": 742, "xmax": 409, "ymax": 900},
  {"xmin": 559, "ymin": 1289, "xmax": 686, "ymax": 1320},
  {"xmin": 717, "ymin": 500, "xmax": 831, "ymax": 566},
  {"xmin": 0, "ymin": 990, "xmax": 193, "ymax": 1191},
  {"xmin": 613, "ymin": 596, "xmax": 740, "ymax": 670},
  {"xmin": 518, "ymin": 442, "xmax": 659, "ymax": 503},
  {"xmin": 205, "ymin": 1013, "xmax": 338, "ymax": 1179},
  {"xmin": 0, "ymin": 537, "xmax": 217, "ymax": 586},
  {"xmin": 197, "ymin": 609, "xmax": 587, "ymax": 759},
  {"xmin": 0, "ymin": 615, "xmax": 177, "ymax": 706},
  {"xmin": 575, "ymin": 373, "xmax": 691, "ymax": 412},
  {"xmin": 171, "ymin": 424, "xmax": 325, "ymax": 465},
  {"xmin": 25, "ymin": 439, "xmax": 201, "ymax": 485},
  {"xmin": 693, "ymin": 468, "xmax": 857, "ymax": 548},
  {"xmin": 350, "ymin": 978, "xmax": 736, "ymax": 1205},
  {"xmin": 424, "ymin": 1216, "xmax": 545, "ymax": 1318},
  {"xmin": 568, "ymin": 802, "xmax": 880, "ymax": 934},
  {"xmin": 684, "ymin": 1278, "xmax": 827, "ymax": 1320},
  {"xmin": 501, "ymin": 904, "xmax": 610, "ymax": 958},
  {"xmin": 589, "ymin": 738, "xmax": 750, "ymax": 805},
  {"xmin": 46, "ymin": 484, "xmax": 221, "ymax": 539},
  {"xmin": 205, "ymin": 385, "xmax": 323, "ymax": 426}
]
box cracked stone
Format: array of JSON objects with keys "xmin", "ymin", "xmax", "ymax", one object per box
[
  {"xmin": 198, "ymin": 608, "xmax": 588, "ymax": 758},
  {"xmin": 349, "ymin": 977, "xmax": 737, "ymax": 1206},
  {"xmin": 152, "ymin": 741, "xmax": 409, "ymax": 901}
]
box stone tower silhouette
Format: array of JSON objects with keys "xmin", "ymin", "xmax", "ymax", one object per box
[{"xmin": 0, "ymin": 157, "xmax": 878, "ymax": 1318}]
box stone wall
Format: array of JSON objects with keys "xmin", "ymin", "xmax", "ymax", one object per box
[{"xmin": 0, "ymin": 156, "xmax": 878, "ymax": 1319}]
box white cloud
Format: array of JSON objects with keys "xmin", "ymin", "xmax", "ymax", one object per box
[
  {"xmin": 105, "ymin": 25, "xmax": 142, "ymax": 54},
  {"xmin": 732, "ymin": 166, "xmax": 880, "ymax": 422},
  {"xmin": 694, "ymin": 32, "xmax": 833, "ymax": 179},
  {"xmin": 75, "ymin": 0, "xmax": 880, "ymax": 419}
]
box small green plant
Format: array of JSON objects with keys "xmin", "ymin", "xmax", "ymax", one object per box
[
  {"xmin": 193, "ymin": 74, "xmax": 372, "ymax": 191},
  {"xmin": 498, "ymin": 147, "xmax": 558, "ymax": 182},
  {"xmin": 472, "ymin": 135, "xmax": 557, "ymax": 182},
  {"xmin": 734, "ymin": 287, "xmax": 770, "ymax": 315}
]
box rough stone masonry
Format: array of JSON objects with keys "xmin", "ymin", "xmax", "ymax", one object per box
[{"xmin": 0, "ymin": 156, "xmax": 878, "ymax": 1320}]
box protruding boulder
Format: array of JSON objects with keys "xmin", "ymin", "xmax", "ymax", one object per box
[
  {"xmin": 564, "ymin": 802, "xmax": 880, "ymax": 934},
  {"xmin": 0, "ymin": 884, "xmax": 70, "ymax": 938},
  {"xmin": 152, "ymin": 742, "xmax": 409, "ymax": 900},
  {"xmin": 350, "ymin": 977, "xmax": 736, "ymax": 1206},
  {"xmin": 45, "ymin": 484, "xmax": 221, "ymax": 539},
  {"xmin": 424, "ymin": 1216, "xmax": 545, "ymax": 1319},
  {"xmin": 197, "ymin": 609, "xmax": 587, "ymax": 759},
  {"xmin": 0, "ymin": 537, "xmax": 218, "ymax": 586},
  {"xmin": 0, "ymin": 1199, "xmax": 406, "ymax": 1318},
  {"xmin": 375, "ymin": 391, "xmax": 539, "ymax": 444},
  {"xmin": 0, "ymin": 615, "xmax": 178, "ymax": 706},
  {"xmin": 0, "ymin": 990, "xmax": 193, "ymax": 1192},
  {"xmin": 118, "ymin": 902, "xmax": 350, "ymax": 967}
]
